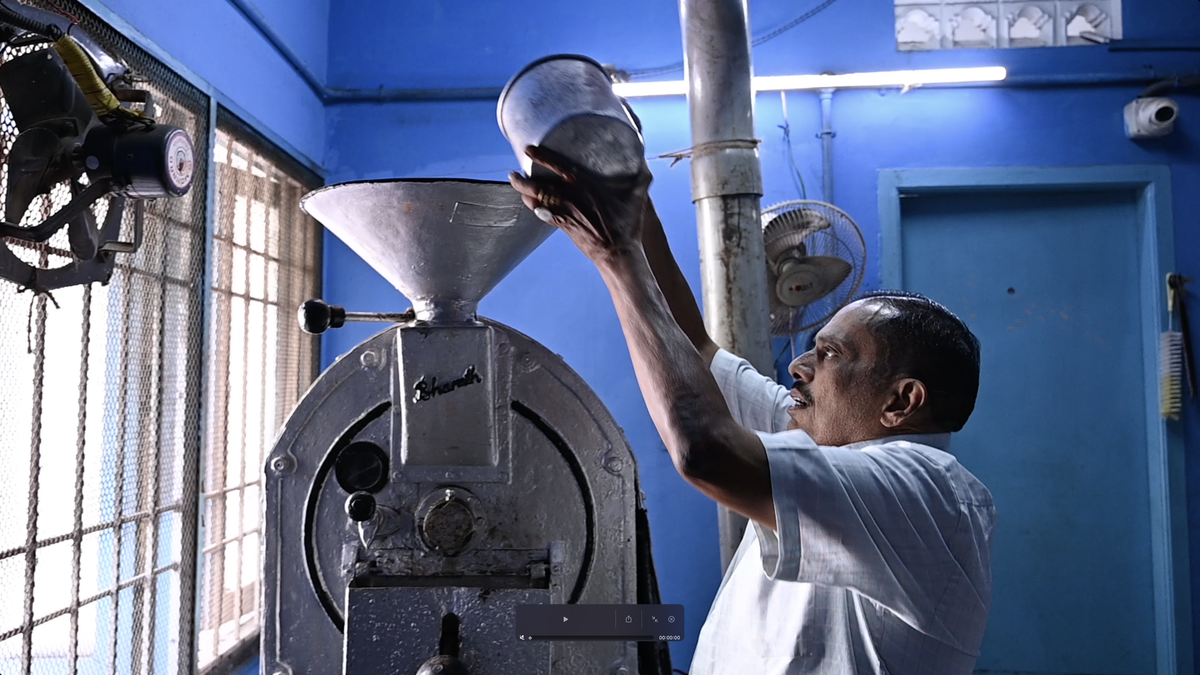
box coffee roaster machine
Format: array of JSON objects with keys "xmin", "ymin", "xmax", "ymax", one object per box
[{"xmin": 261, "ymin": 179, "xmax": 670, "ymax": 675}]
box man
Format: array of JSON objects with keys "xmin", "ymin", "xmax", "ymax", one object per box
[{"xmin": 510, "ymin": 146, "xmax": 994, "ymax": 675}]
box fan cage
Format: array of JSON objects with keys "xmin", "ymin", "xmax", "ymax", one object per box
[{"xmin": 762, "ymin": 200, "xmax": 866, "ymax": 336}]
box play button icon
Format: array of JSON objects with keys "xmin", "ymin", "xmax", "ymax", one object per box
[{"xmin": 563, "ymin": 616, "xmax": 568, "ymax": 622}]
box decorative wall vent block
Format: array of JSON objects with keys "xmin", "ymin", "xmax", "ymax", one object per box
[
  {"xmin": 1010, "ymin": 5, "xmax": 1053, "ymax": 47},
  {"xmin": 897, "ymin": 7, "xmax": 943, "ymax": 50},
  {"xmin": 952, "ymin": 6, "xmax": 998, "ymax": 49},
  {"xmin": 895, "ymin": 0, "xmax": 1122, "ymax": 50}
]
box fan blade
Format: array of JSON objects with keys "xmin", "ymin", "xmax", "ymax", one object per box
[
  {"xmin": 774, "ymin": 255, "xmax": 853, "ymax": 307},
  {"xmin": 0, "ymin": 47, "xmax": 95, "ymax": 133},
  {"xmin": 763, "ymin": 226, "xmax": 808, "ymax": 264},
  {"xmin": 764, "ymin": 207, "xmax": 831, "ymax": 246},
  {"xmin": 4, "ymin": 127, "xmax": 58, "ymax": 223}
]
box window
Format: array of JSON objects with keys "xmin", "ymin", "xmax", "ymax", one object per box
[
  {"xmin": 0, "ymin": 12, "xmax": 210, "ymax": 675},
  {"xmin": 0, "ymin": 3, "xmax": 322, "ymax": 674},
  {"xmin": 197, "ymin": 116, "xmax": 321, "ymax": 670}
]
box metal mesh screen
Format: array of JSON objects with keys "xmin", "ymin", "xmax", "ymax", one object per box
[
  {"xmin": 197, "ymin": 112, "xmax": 321, "ymax": 669},
  {"xmin": 0, "ymin": 2, "xmax": 210, "ymax": 675}
]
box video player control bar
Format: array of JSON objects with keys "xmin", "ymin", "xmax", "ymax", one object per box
[{"xmin": 515, "ymin": 604, "xmax": 684, "ymax": 642}]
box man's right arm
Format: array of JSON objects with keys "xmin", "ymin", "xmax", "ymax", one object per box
[
  {"xmin": 640, "ymin": 200, "xmax": 719, "ymax": 365},
  {"xmin": 641, "ymin": 200, "xmax": 792, "ymax": 433}
]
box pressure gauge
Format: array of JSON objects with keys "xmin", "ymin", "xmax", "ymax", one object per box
[
  {"xmin": 82, "ymin": 123, "xmax": 197, "ymax": 198},
  {"xmin": 163, "ymin": 128, "xmax": 194, "ymax": 195}
]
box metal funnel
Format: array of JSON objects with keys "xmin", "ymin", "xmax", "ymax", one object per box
[{"xmin": 301, "ymin": 178, "xmax": 554, "ymax": 322}]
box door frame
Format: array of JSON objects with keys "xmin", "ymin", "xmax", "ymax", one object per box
[{"xmin": 878, "ymin": 166, "xmax": 1190, "ymax": 675}]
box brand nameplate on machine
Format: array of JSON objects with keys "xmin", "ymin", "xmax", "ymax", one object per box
[
  {"xmin": 395, "ymin": 324, "xmax": 509, "ymax": 476},
  {"xmin": 412, "ymin": 365, "xmax": 483, "ymax": 403}
]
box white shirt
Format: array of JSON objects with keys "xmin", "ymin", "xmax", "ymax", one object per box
[{"xmin": 689, "ymin": 349, "xmax": 994, "ymax": 675}]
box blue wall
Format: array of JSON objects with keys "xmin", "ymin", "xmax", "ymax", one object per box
[
  {"xmin": 321, "ymin": 0, "xmax": 1200, "ymax": 671},
  {"xmin": 83, "ymin": 0, "xmax": 327, "ymax": 167},
  {"xmin": 250, "ymin": 0, "xmax": 329, "ymax": 83},
  {"xmin": 325, "ymin": 0, "xmax": 684, "ymax": 92}
]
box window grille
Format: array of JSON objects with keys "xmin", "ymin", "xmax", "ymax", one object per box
[
  {"xmin": 0, "ymin": 1, "xmax": 210, "ymax": 674},
  {"xmin": 197, "ymin": 113, "xmax": 321, "ymax": 670}
]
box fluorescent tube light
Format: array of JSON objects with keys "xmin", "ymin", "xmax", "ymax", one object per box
[
  {"xmin": 754, "ymin": 67, "xmax": 1008, "ymax": 91},
  {"xmin": 611, "ymin": 67, "xmax": 1007, "ymax": 98},
  {"xmin": 611, "ymin": 79, "xmax": 690, "ymax": 98}
]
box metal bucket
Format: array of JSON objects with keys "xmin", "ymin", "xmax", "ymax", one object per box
[{"xmin": 498, "ymin": 54, "xmax": 645, "ymax": 179}]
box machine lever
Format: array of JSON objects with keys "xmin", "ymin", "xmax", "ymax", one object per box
[
  {"xmin": 414, "ymin": 614, "xmax": 470, "ymax": 675},
  {"xmin": 298, "ymin": 298, "xmax": 414, "ymax": 335},
  {"xmin": 414, "ymin": 655, "xmax": 469, "ymax": 675}
]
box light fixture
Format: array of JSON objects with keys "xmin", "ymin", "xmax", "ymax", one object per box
[
  {"xmin": 611, "ymin": 66, "xmax": 1007, "ymax": 98},
  {"xmin": 611, "ymin": 79, "xmax": 689, "ymax": 98}
]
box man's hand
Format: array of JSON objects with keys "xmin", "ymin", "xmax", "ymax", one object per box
[{"xmin": 508, "ymin": 145, "xmax": 652, "ymax": 265}]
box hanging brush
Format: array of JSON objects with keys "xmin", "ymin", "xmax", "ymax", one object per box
[
  {"xmin": 1169, "ymin": 274, "xmax": 1195, "ymax": 399},
  {"xmin": 1162, "ymin": 274, "xmax": 1195, "ymax": 420}
]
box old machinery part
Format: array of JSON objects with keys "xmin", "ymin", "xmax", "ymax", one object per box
[
  {"xmin": 268, "ymin": 321, "xmax": 640, "ymax": 674},
  {"xmin": 345, "ymin": 492, "xmax": 377, "ymax": 523},
  {"xmin": 413, "ymin": 614, "xmax": 472, "ymax": 675},
  {"xmin": 415, "ymin": 613, "xmax": 471, "ymax": 675},
  {"xmin": 416, "ymin": 654, "xmax": 471, "ymax": 675},
  {"xmin": 0, "ymin": 0, "xmax": 194, "ymax": 294},
  {"xmin": 79, "ymin": 122, "xmax": 195, "ymax": 198},
  {"xmin": 417, "ymin": 487, "xmax": 482, "ymax": 557},
  {"xmin": 265, "ymin": 179, "xmax": 666, "ymax": 675},
  {"xmin": 0, "ymin": 0, "xmax": 127, "ymax": 83},
  {"xmin": 298, "ymin": 180, "xmax": 555, "ymax": 323},
  {"xmin": 335, "ymin": 441, "xmax": 390, "ymax": 494},
  {"xmin": 298, "ymin": 298, "xmax": 415, "ymax": 334}
]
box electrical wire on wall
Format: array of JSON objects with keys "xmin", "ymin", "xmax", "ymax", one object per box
[
  {"xmin": 772, "ymin": 90, "xmax": 818, "ymax": 381},
  {"xmin": 778, "ymin": 91, "xmax": 808, "ymax": 201},
  {"xmin": 626, "ymin": 0, "xmax": 844, "ymax": 78}
]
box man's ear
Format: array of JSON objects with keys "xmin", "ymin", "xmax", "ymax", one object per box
[{"xmin": 880, "ymin": 378, "xmax": 928, "ymax": 428}]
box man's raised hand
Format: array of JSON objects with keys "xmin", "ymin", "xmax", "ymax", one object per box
[{"xmin": 508, "ymin": 145, "xmax": 652, "ymax": 265}]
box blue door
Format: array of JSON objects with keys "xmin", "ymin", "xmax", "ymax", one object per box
[{"xmin": 899, "ymin": 188, "xmax": 1157, "ymax": 674}]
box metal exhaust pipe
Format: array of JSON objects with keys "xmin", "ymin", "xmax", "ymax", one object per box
[{"xmin": 680, "ymin": 0, "xmax": 774, "ymax": 571}]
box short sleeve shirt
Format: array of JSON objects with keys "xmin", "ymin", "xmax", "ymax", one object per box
[{"xmin": 688, "ymin": 349, "xmax": 995, "ymax": 675}]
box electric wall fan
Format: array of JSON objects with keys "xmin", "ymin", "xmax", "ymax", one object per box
[{"xmin": 762, "ymin": 199, "xmax": 866, "ymax": 339}]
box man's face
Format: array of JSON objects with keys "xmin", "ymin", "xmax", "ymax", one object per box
[{"xmin": 785, "ymin": 300, "xmax": 893, "ymax": 446}]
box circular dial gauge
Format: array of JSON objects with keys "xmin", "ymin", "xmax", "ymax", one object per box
[{"xmin": 164, "ymin": 129, "xmax": 195, "ymax": 194}]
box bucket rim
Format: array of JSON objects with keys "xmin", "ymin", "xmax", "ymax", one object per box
[
  {"xmin": 496, "ymin": 53, "xmax": 611, "ymax": 140},
  {"xmin": 299, "ymin": 177, "xmax": 516, "ymax": 216}
]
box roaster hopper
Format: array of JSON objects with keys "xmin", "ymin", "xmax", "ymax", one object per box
[{"xmin": 261, "ymin": 179, "xmax": 663, "ymax": 675}]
